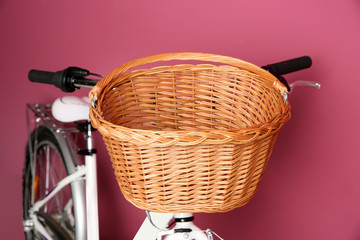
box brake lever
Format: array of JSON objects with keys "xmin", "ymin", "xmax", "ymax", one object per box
[
  {"xmin": 281, "ymin": 80, "xmax": 321, "ymax": 103},
  {"xmin": 289, "ymin": 81, "xmax": 321, "ymax": 93}
]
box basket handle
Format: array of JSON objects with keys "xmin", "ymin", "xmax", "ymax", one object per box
[{"xmin": 89, "ymin": 52, "xmax": 285, "ymax": 103}]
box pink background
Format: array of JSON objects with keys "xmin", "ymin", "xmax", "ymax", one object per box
[{"xmin": 1, "ymin": 0, "xmax": 360, "ymax": 239}]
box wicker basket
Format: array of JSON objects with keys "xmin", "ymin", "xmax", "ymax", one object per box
[{"xmin": 89, "ymin": 52, "xmax": 291, "ymax": 213}]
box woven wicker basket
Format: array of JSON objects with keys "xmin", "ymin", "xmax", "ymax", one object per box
[{"xmin": 89, "ymin": 52, "xmax": 291, "ymax": 213}]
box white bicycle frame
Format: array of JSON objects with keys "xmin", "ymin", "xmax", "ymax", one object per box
[
  {"xmin": 29, "ymin": 155, "xmax": 100, "ymax": 240},
  {"xmin": 26, "ymin": 101, "xmax": 100, "ymax": 240}
]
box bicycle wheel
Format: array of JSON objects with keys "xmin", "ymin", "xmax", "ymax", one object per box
[{"xmin": 23, "ymin": 126, "xmax": 83, "ymax": 240}]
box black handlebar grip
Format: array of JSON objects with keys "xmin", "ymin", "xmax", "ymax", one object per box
[
  {"xmin": 28, "ymin": 70, "xmax": 55, "ymax": 84},
  {"xmin": 263, "ymin": 56, "xmax": 312, "ymax": 76}
]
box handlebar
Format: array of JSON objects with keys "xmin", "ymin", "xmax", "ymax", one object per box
[
  {"xmin": 262, "ymin": 56, "xmax": 312, "ymax": 91},
  {"xmin": 262, "ymin": 56, "xmax": 312, "ymax": 76},
  {"xmin": 28, "ymin": 67, "xmax": 100, "ymax": 92},
  {"xmin": 28, "ymin": 56, "xmax": 312, "ymax": 93}
]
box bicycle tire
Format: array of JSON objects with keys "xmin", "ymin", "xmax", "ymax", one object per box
[{"xmin": 23, "ymin": 125, "xmax": 84, "ymax": 240}]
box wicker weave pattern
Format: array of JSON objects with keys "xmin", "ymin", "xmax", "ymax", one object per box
[{"xmin": 89, "ymin": 53, "xmax": 291, "ymax": 213}]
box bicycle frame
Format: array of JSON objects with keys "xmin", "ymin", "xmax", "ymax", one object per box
[
  {"xmin": 30, "ymin": 166, "xmax": 87, "ymax": 239},
  {"xmin": 25, "ymin": 103, "xmax": 99, "ymax": 240}
]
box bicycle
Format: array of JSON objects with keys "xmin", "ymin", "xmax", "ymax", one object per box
[{"xmin": 22, "ymin": 53, "xmax": 320, "ymax": 240}]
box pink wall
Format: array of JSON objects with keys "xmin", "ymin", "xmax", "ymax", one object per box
[{"xmin": 1, "ymin": 0, "xmax": 360, "ymax": 239}]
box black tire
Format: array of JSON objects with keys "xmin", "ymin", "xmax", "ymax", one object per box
[{"xmin": 23, "ymin": 126, "xmax": 77, "ymax": 239}]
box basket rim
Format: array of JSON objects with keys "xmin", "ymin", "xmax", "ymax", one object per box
[{"xmin": 89, "ymin": 52, "xmax": 288, "ymax": 103}]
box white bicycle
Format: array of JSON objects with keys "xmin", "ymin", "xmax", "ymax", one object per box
[{"xmin": 22, "ymin": 53, "xmax": 319, "ymax": 240}]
